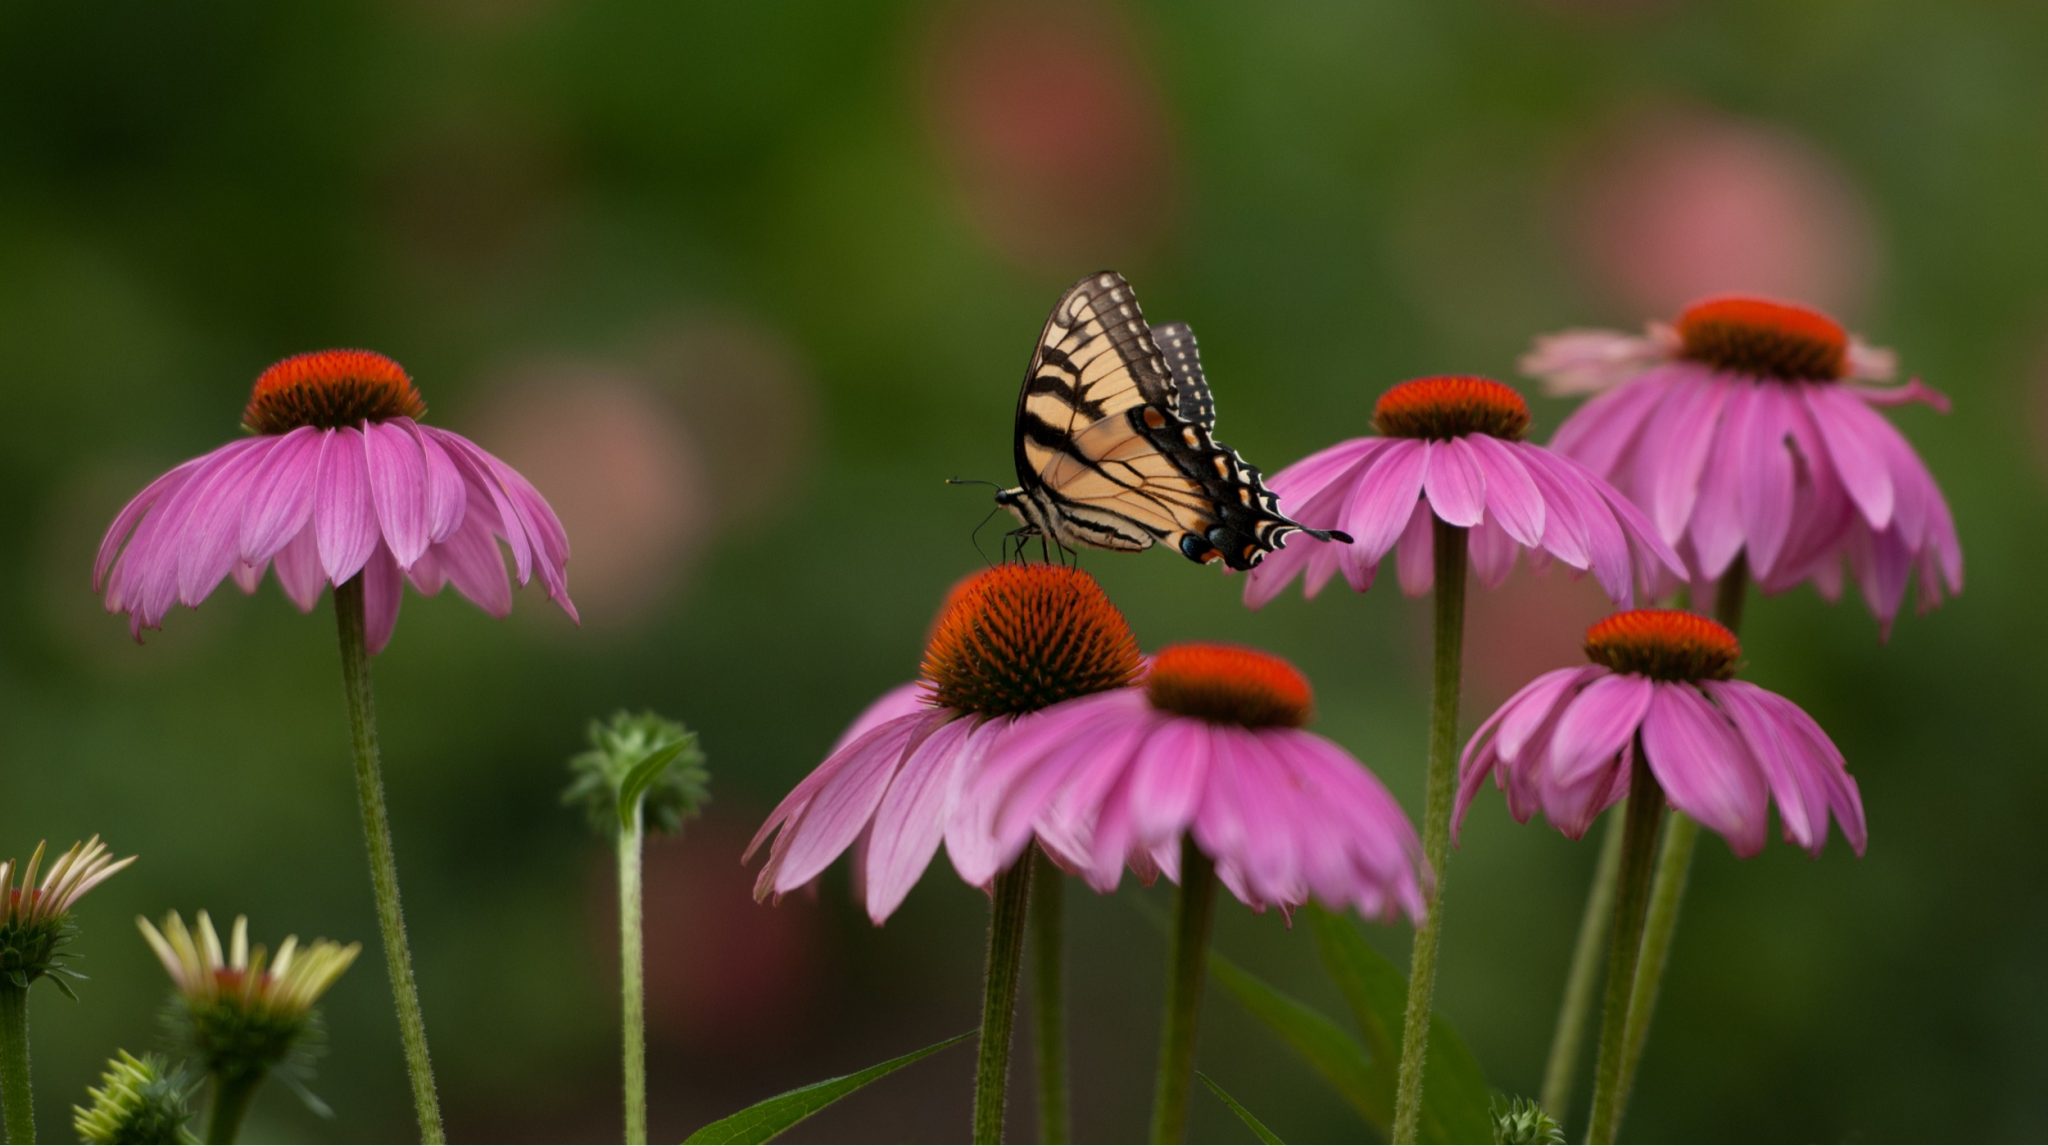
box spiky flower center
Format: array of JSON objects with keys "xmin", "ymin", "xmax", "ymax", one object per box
[
  {"xmin": 241, "ymin": 349, "xmax": 427, "ymax": 435},
  {"xmin": 920, "ymin": 565, "xmax": 1141, "ymax": 718},
  {"xmin": 1584, "ymin": 609, "xmax": 1740, "ymax": 682},
  {"xmin": 1676, "ymin": 297, "xmax": 1847, "ymax": 381},
  {"xmin": 1145, "ymin": 642, "xmax": 1312, "ymax": 729},
  {"xmin": 1372, "ymin": 376, "xmax": 1531, "ymax": 441}
]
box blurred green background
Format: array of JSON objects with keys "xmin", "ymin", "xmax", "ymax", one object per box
[{"xmin": 4, "ymin": 1, "xmax": 2045, "ymax": 1141}]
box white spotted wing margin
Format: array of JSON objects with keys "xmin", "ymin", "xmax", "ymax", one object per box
[{"xmin": 994, "ymin": 271, "xmax": 1346, "ymax": 571}]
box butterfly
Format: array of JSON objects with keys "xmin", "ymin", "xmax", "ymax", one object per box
[{"xmin": 994, "ymin": 271, "xmax": 1346, "ymax": 570}]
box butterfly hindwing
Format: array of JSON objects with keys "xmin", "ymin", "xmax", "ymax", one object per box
[{"xmin": 1003, "ymin": 271, "xmax": 1337, "ymax": 570}]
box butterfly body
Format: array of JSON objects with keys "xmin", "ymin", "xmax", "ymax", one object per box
[{"xmin": 995, "ymin": 272, "xmax": 1343, "ymax": 571}]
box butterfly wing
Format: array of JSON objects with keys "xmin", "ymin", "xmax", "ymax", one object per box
[
  {"xmin": 1150, "ymin": 322, "xmax": 1215, "ymax": 430},
  {"xmin": 1011, "ymin": 272, "xmax": 1337, "ymax": 570}
]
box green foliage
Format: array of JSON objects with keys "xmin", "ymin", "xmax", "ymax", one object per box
[
  {"xmin": 1305, "ymin": 908, "xmax": 1493, "ymax": 1143},
  {"xmin": 1198, "ymin": 1072, "xmax": 1286, "ymax": 1144},
  {"xmin": 563, "ymin": 712, "xmax": 711, "ymax": 838},
  {"xmin": 72, "ymin": 1051, "xmax": 198, "ymax": 1145},
  {"xmin": 1205, "ymin": 945, "xmax": 1386, "ymax": 1126},
  {"xmin": 1491, "ymin": 1096, "xmax": 1565, "ymax": 1145},
  {"xmin": 682, "ymin": 1031, "xmax": 972, "ymax": 1144}
]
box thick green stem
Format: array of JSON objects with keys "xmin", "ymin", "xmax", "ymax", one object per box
[
  {"xmin": 1391, "ymin": 519, "xmax": 1468, "ymax": 1144},
  {"xmin": 203, "ymin": 1073, "xmax": 262, "ymax": 1144},
  {"xmin": 973, "ymin": 862, "xmax": 1033, "ymax": 1144},
  {"xmin": 1609, "ymin": 563, "xmax": 1747, "ymax": 1116},
  {"xmin": 1584, "ymin": 755, "xmax": 1665, "ymax": 1144},
  {"xmin": 1148, "ymin": 840, "xmax": 1218, "ymax": 1145},
  {"xmin": 1029, "ymin": 850, "xmax": 1070, "ymax": 1144},
  {"xmin": 1538, "ymin": 811, "xmax": 1625, "ymax": 1126},
  {"xmin": 619, "ymin": 805, "xmax": 648, "ymax": 1146},
  {"xmin": 333, "ymin": 578, "xmax": 446, "ymax": 1145},
  {"xmin": 0, "ymin": 987, "xmax": 32, "ymax": 1144}
]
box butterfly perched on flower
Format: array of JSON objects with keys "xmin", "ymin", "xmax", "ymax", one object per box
[{"xmin": 993, "ymin": 271, "xmax": 1345, "ymax": 570}]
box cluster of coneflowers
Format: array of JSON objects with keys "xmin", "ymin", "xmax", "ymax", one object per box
[
  {"xmin": 0, "ymin": 291, "xmax": 1956, "ymax": 1144},
  {"xmin": 743, "ymin": 294, "xmax": 1956, "ymax": 1144}
]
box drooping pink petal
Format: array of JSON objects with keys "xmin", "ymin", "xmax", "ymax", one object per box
[
  {"xmin": 1392, "ymin": 500, "xmax": 1436, "ymax": 596},
  {"xmin": 1341, "ymin": 438, "xmax": 1429, "ymax": 563},
  {"xmin": 1736, "ymin": 382, "xmax": 1798, "ymax": 578},
  {"xmin": 1686, "ymin": 382, "xmax": 1753, "ymax": 580},
  {"xmin": 832, "ymin": 682, "xmax": 933, "ymax": 755},
  {"xmin": 1547, "ymin": 671, "xmax": 1655, "ymax": 788},
  {"xmin": 1521, "ymin": 328, "xmax": 1672, "ymax": 396},
  {"xmin": 398, "ymin": 419, "xmax": 468, "ymax": 543},
  {"xmin": 312, "ymin": 428, "xmax": 381, "ymax": 584},
  {"xmin": 1802, "ymin": 385, "xmax": 1895, "ymax": 531},
  {"xmin": 364, "ymin": 421, "xmax": 432, "ymax": 569},
  {"xmin": 1748, "ymin": 686, "xmax": 1866, "ymax": 856},
  {"xmin": 1522, "ymin": 450, "xmax": 1634, "ymax": 601},
  {"xmin": 1640, "ymin": 682, "xmax": 1769, "ymax": 857},
  {"xmin": 1548, "ymin": 366, "xmax": 1681, "ymax": 477},
  {"xmin": 428, "ymin": 491, "xmax": 516, "ymax": 617},
  {"xmin": 1467, "ymin": 521, "xmax": 1518, "ymax": 590},
  {"xmin": 1466, "ymin": 433, "xmax": 1546, "ymax": 546},
  {"xmin": 174, "ymin": 438, "xmax": 277, "ymax": 607},
  {"xmin": 235, "ymin": 426, "xmax": 325, "ymax": 565},
  {"xmin": 1703, "ymin": 680, "xmax": 1826, "ymax": 855},
  {"xmin": 1637, "ymin": 377, "xmax": 1731, "ymax": 545},
  {"xmin": 96, "ymin": 457, "xmax": 203, "ymax": 591},
  {"xmin": 754, "ymin": 711, "xmax": 943, "ymax": 896},
  {"xmin": 434, "ymin": 432, "xmax": 533, "ymax": 586},
  {"xmin": 866, "ymin": 717, "xmax": 984, "ymax": 922},
  {"xmin": 121, "ymin": 439, "xmax": 270, "ymax": 629},
  {"xmin": 1126, "ymin": 717, "xmax": 1212, "ymax": 843},
  {"xmin": 1420, "ymin": 438, "xmax": 1486, "ymax": 528},
  {"xmin": 271, "ymin": 525, "xmax": 326, "ymax": 612},
  {"xmin": 362, "ymin": 543, "xmax": 405, "ymax": 655}
]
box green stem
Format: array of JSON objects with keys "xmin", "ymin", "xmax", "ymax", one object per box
[
  {"xmin": 1609, "ymin": 562, "xmax": 1747, "ymax": 1117},
  {"xmin": 0, "ymin": 987, "xmax": 32, "ymax": 1144},
  {"xmin": 1537, "ymin": 811, "xmax": 1624, "ymax": 1127},
  {"xmin": 203, "ymin": 1073, "xmax": 262, "ymax": 1144},
  {"xmin": 1391, "ymin": 519, "xmax": 1468, "ymax": 1144},
  {"xmin": 1584, "ymin": 754, "xmax": 1665, "ymax": 1144},
  {"xmin": 1148, "ymin": 840, "xmax": 1218, "ymax": 1145},
  {"xmin": 620, "ymin": 804, "xmax": 648, "ymax": 1146},
  {"xmin": 333, "ymin": 578, "xmax": 446, "ymax": 1145},
  {"xmin": 1029, "ymin": 850, "xmax": 1070, "ymax": 1144},
  {"xmin": 973, "ymin": 861, "xmax": 1033, "ymax": 1144}
]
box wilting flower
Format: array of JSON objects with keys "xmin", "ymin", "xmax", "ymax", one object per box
[
  {"xmin": 1244, "ymin": 376, "xmax": 1684, "ymax": 608},
  {"xmin": 964, "ymin": 643, "xmax": 1426, "ymax": 920},
  {"xmin": 1, "ymin": 837, "xmax": 136, "ymax": 993},
  {"xmin": 72, "ymin": 1051, "xmax": 197, "ymax": 1146},
  {"xmin": 1523, "ymin": 297, "xmax": 1960, "ymax": 633},
  {"xmin": 1456, "ymin": 610, "xmax": 1865, "ymax": 857},
  {"xmin": 139, "ymin": 912, "xmax": 360, "ymax": 1084},
  {"xmin": 95, "ymin": 349, "xmax": 577, "ymax": 653},
  {"xmin": 748, "ymin": 564, "xmax": 1141, "ymax": 923}
]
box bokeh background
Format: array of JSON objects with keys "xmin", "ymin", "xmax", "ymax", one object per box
[{"xmin": 4, "ymin": 1, "xmax": 2045, "ymax": 1141}]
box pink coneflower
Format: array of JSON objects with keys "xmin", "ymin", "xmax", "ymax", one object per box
[
  {"xmin": 964, "ymin": 643, "xmax": 1426, "ymax": 921},
  {"xmin": 1243, "ymin": 376, "xmax": 1685, "ymax": 608},
  {"xmin": 1456, "ymin": 609, "xmax": 1865, "ymax": 857},
  {"xmin": 963, "ymin": 642, "xmax": 1422, "ymax": 1141},
  {"xmin": 95, "ymin": 349, "xmax": 576, "ymax": 653},
  {"xmin": 1523, "ymin": 297, "xmax": 1960, "ymax": 633},
  {"xmin": 748, "ymin": 563, "xmax": 1142, "ymax": 924}
]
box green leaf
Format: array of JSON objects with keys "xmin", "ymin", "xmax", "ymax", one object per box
[
  {"xmin": 618, "ymin": 738, "xmax": 693, "ymax": 831},
  {"xmin": 681, "ymin": 1031, "xmax": 973, "ymax": 1144},
  {"xmin": 1306, "ymin": 908, "xmax": 1493, "ymax": 1145},
  {"xmin": 1205, "ymin": 946, "xmax": 1388, "ymax": 1127},
  {"xmin": 1198, "ymin": 1072, "xmax": 1286, "ymax": 1144}
]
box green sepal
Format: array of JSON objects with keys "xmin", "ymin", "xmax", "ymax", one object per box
[{"xmin": 681, "ymin": 1031, "xmax": 972, "ymax": 1145}]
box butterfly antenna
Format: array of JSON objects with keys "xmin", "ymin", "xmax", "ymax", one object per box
[
  {"xmin": 968, "ymin": 504, "xmax": 1003, "ymax": 567},
  {"xmin": 946, "ymin": 476, "xmax": 1003, "ymax": 489}
]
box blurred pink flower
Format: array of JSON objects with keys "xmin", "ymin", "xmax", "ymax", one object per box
[
  {"xmin": 921, "ymin": 0, "xmax": 1175, "ymax": 271},
  {"xmin": 1525, "ymin": 296, "xmax": 1960, "ymax": 634},
  {"xmin": 95, "ymin": 350, "xmax": 576, "ymax": 653},
  {"xmin": 747, "ymin": 565, "xmax": 1142, "ymax": 923},
  {"xmin": 1458, "ymin": 610, "xmax": 1865, "ymax": 858},
  {"xmin": 468, "ymin": 365, "xmax": 706, "ymax": 624},
  {"xmin": 1244, "ymin": 376, "xmax": 1684, "ymax": 609},
  {"xmin": 1564, "ymin": 109, "xmax": 1880, "ymax": 316},
  {"xmin": 963, "ymin": 643, "xmax": 1425, "ymax": 921}
]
